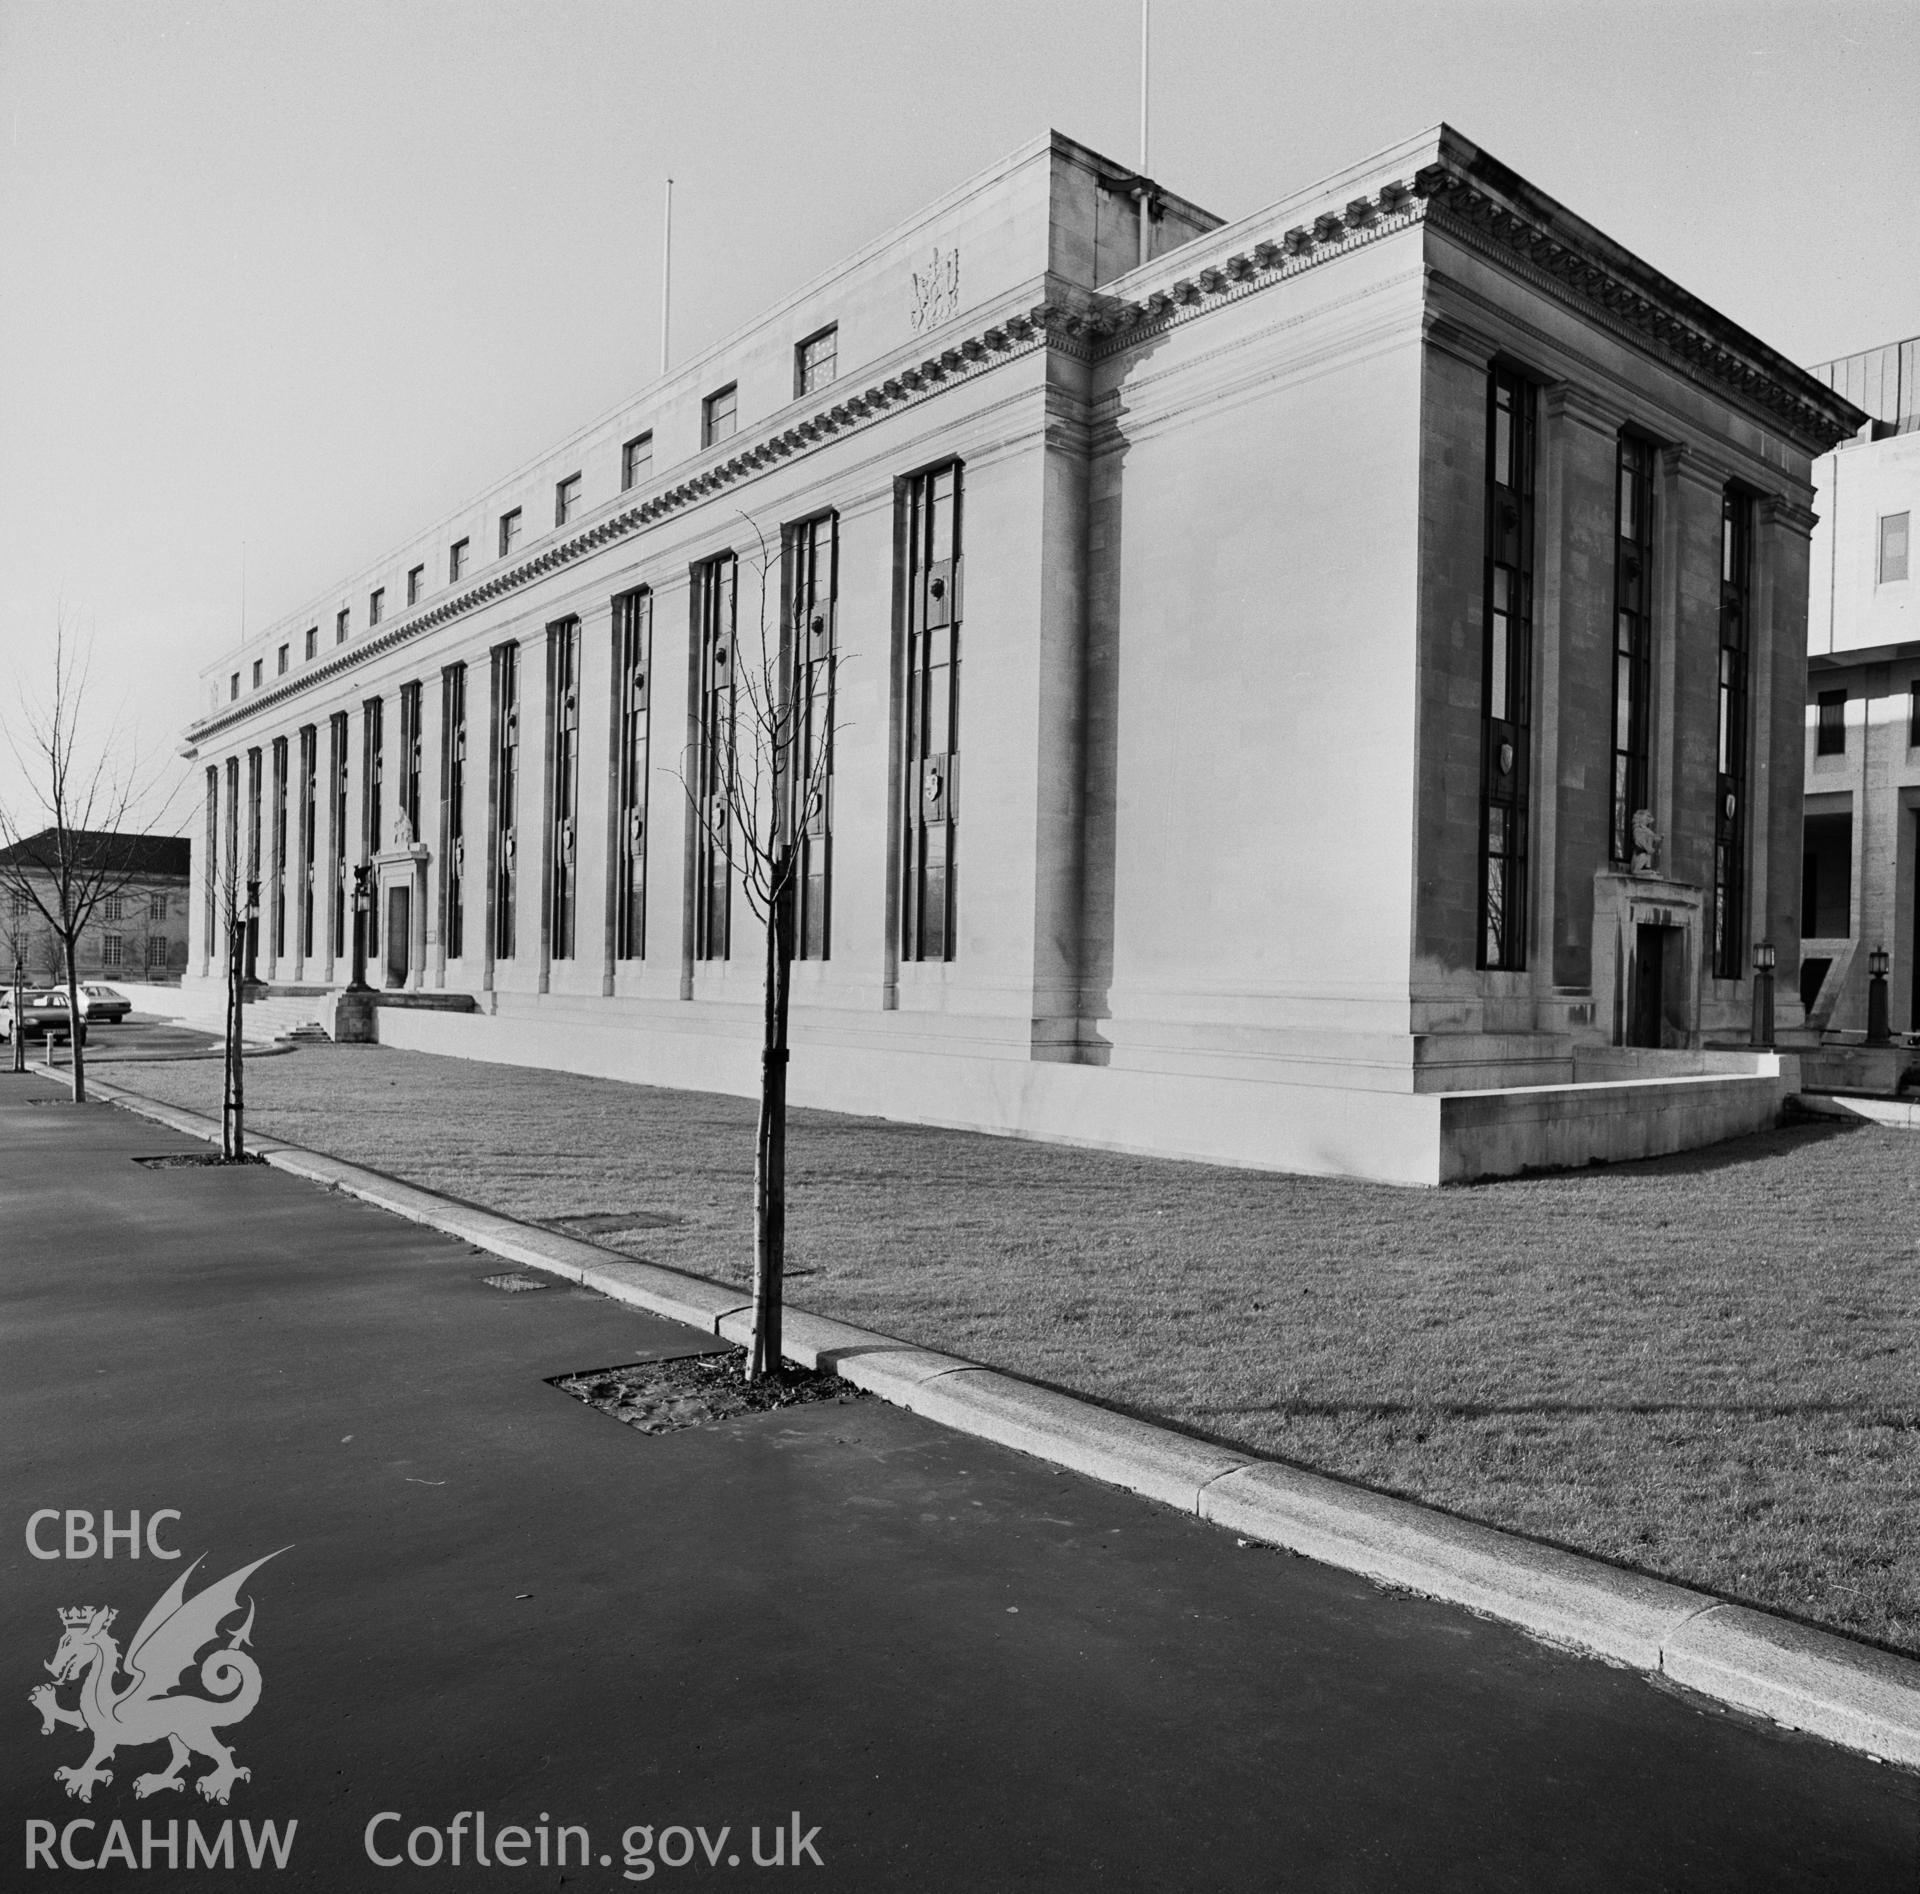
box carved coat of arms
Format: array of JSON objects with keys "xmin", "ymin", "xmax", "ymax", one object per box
[{"xmin": 910, "ymin": 247, "xmax": 961, "ymax": 334}]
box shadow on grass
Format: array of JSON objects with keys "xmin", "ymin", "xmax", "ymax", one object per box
[{"xmin": 1458, "ymin": 1114, "xmax": 1867, "ymax": 1186}]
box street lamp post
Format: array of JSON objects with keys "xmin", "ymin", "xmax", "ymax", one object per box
[
  {"xmin": 347, "ymin": 866, "xmax": 372, "ymax": 993},
  {"xmin": 223, "ymin": 880, "xmax": 260, "ymax": 1160},
  {"xmin": 11, "ymin": 950, "xmax": 23, "ymax": 1075},
  {"xmin": 1750, "ymin": 938, "xmax": 1776, "ymax": 1050},
  {"xmin": 1867, "ymin": 944, "xmax": 1891, "ymax": 1045}
]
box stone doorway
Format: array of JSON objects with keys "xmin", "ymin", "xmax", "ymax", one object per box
[
  {"xmin": 1628, "ymin": 923, "xmax": 1681, "ymax": 1048},
  {"xmin": 385, "ymin": 884, "xmax": 412, "ymax": 988}
]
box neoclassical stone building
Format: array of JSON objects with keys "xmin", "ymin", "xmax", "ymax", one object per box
[{"xmin": 182, "ymin": 126, "xmax": 1861, "ymax": 1182}]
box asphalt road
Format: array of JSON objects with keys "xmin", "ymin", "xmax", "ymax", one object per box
[{"xmin": 3, "ymin": 1077, "xmax": 1915, "ymax": 1890}]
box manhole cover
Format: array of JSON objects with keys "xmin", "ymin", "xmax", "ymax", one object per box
[
  {"xmin": 483, "ymin": 1272, "xmax": 551, "ymax": 1292},
  {"xmin": 552, "ymin": 1352, "xmax": 868, "ymax": 1435},
  {"xmin": 543, "ymin": 1210, "xmax": 682, "ymax": 1234},
  {"xmin": 133, "ymin": 1152, "xmax": 265, "ymax": 1168}
]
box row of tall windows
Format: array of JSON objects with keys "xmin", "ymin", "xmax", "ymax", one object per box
[
  {"xmin": 207, "ymin": 463, "xmax": 961, "ymax": 977},
  {"xmin": 1475, "ymin": 365, "xmax": 1756, "ymax": 980}
]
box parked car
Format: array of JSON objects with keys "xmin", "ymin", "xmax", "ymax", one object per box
[
  {"xmin": 0, "ymin": 989, "xmax": 88, "ymax": 1045},
  {"xmin": 76, "ymin": 983, "xmax": 131, "ymax": 1023}
]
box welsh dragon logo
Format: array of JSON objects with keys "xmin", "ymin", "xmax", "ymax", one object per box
[{"xmin": 29, "ymin": 1550, "xmax": 287, "ymax": 1805}]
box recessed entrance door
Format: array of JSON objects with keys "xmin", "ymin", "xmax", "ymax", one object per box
[
  {"xmin": 385, "ymin": 885, "xmax": 411, "ymax": 988},
  {"xmin": 1629, "ymin": 923, "xmax": 1669, "ymax": 1048}
]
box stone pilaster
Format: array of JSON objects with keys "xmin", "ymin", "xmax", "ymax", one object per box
[{"xmin": 1542, "ymin": 382, "xmax": 1625, "ymax": 991}]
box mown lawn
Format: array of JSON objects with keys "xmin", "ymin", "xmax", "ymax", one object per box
[{"xmin": 109, "ymin": 1045, "xmax": 1920, "ymax": 1654}]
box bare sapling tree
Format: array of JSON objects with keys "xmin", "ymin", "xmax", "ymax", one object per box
[
  {"xmin": 215, "ymin": 855, "xmax": 256, "ymax": 1160},
  {"xmin": 0, "ymin": 625, "xmax": 178, "ymax": 1104},
  {"xmin": 679, "ymin": 524, "xmax": 840, "ymax": 1382}
]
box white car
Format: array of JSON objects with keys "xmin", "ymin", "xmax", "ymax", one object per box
[{"xmin": 76, "ymin": 983, "xmax": 132, "ymax": 1023}]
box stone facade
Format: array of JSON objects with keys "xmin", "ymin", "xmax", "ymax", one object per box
[{"xmin": 180, "ymin": 127, "xmax": 1860, "ymax": 1182}]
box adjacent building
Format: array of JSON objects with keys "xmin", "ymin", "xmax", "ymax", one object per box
[
  {"xmin": 0, "ymin": 831, "xmax": 192, "ymax": 985},
  {"xmin": 181, "ymin": 126, "xmax": 1862, "ymax": 1182},
  {"xmin": 1802, "ymin": 334, "xmax": 1919, "ymax": 1042}
]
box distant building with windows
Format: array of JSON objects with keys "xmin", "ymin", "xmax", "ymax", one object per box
[
  {"xmin": 0, "ymin": 831, "xmax": 191, "ymax": 985},
  {"xmin": 180, "ymin": 126, "xmax": 1860, "ymax": 1183},
  {"xmin": 1802, "ymin": 333, "xmax": 1920, "ymax": 1041}
]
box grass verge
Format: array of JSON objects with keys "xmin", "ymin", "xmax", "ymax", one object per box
[{"xmin": 106, "ymin": 1043, "xmax": 1920, "ymax": 1654}]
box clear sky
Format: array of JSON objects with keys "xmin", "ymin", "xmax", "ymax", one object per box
[{"xmin": 1, "ymin": 0, "xmax": 1915, "ymax": 832}]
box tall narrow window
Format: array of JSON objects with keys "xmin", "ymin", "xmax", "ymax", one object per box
[
  {"xmin": 1713, "ymin": 493, "xmax": 1752, "ymax": 978},
  {"xmin": 298, "ymin": 725, "xmax": 317, "ymax": 960},
  {"xmin": 1816, "ymin": 690, "xmax": 1847, "ymax": 756},
  {"xmin": 277, "ymin": 644, "xmax": 289, "ymax": 676},
  {"xmin": 305, "ymin": 626, "xmax": 317, "ymax": 661},
  {"xmin": 787, "ymin": 512, "xmax": 837, "ymax": 959},
  {"xmin": 369, "ymin": 588, "xmax": 385, "ymax": 627},
  {"xmin": 245, "ymin": 748, "xmax": 263, "ymax": 890},
  {"xmin": 441, "ymin": 664, "xmax": 467, "ymax": 962},
  {"xmin": 407, "ymin": 564, "xmax": 425, "ymax": 606},
  {"xmin": 270, "ymin": 737, "xmax": 289, "ymax": 961},
  {"xmin": 901, "ymin": 463, "xmax": 962, "ymax": 961},
  {"xmin": 492, "ymin": 644, "xmax": 520, "ymax": 960},
  {"xmin": 547, "ymin": 620, "xmax": 582, "ymax": 961},
  {"xmin": 450, "ymin": 539, "xmax": 470, "ymax": 583},
  {"xmin": 328, "ymin": 713, "xmax": 349, "ymax": 959},
  {"xmin": 693, "ymin": 554, "xmax": 736, "ymax": 961},
  {"xmin": 223, "ymin": 757, "xmax": 239, "ymax": 965},
  {"xmin": 1479, "ymin": 367, "xmax": 1535, "ymax": 969},
  {"xmin": 398, "ymin": 681, "xmax": 423, "ymax": 844},
  {"xmin": 499, "ymin": 509, "xmax": 522, "ymax": 559},
  {"xmin": 362, "ymin": 697, "xmax": 384, "ymax": 955},
  {"xmin": 1611, "ymin": 435, "xmax": 1656, "ymax": 862},
  {"xmin": 1909, "ymin": 680, "xmax": 1920, "ymax": 749},
  {"xmin": 613, "ymin": 591, "xmax": 653, "ymax": 960},
  {"xmin": 336, "ymin": 608, "xmax": 349, "ymax": 645},
  {"xmin": 251, "ymin": 660, "xmax": 263, "ymax": 690},
  {"xmin": 555, "ymin": 474, "xmax": 582, "ymax": 528},
  {"xmin": 202, "ymin": 766, "xmax": 219, "ymax": 962}
]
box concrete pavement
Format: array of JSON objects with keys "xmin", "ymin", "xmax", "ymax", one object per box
[{"xmin": 3, "ymin": 1079, "xmax": 1916, "ymax": 1889}]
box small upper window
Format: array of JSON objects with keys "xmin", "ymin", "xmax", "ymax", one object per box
[
  {"xmin": 336, "ymin": 608, "xmax": 350, "ymax": 644},
  {"xmin": 229, "ymin": 673, "xmax": 240, "ymax": 701},
  {"xmin": 304, "ymin": 626, "xmax": 318, "ymax": 661},
  {"xmin": 251, "ymin": 659, "xmax": 263, "ymax": 689},
  {"xmin": 622, "ymin": 433, "xmax": 653, "ymax": 490},
  {"xmin": 369, "ymin": 588, "xmax": 385, "ymax": 626},
  {"xmin": 499, "ymin": 509, "xmax": 523, "ymax": 558},
  {"xmin": 1817, "ymin": 689, "xmax": 1847, "ymax": 756},
  {"xmin": 555, "ymin": 473, "xmax": 582, "ymax": 528},
  {"xmin": 407, "ymin": 564, "xmax": 425, "ymax": 606},
  {"xmin": 796, "ymin": 325, "xmax": 838, "ymax": 397},
  {"xmin": 1881, "ymin": 512, "xmax": 1910, "ymax": 585},
  {"xmin": 149, "ymin": 892, "xmax": 168, "ymax": 921},
  {"xmin": 450, "ymin": 538, "xmax": 470, "ymax": 582},
  {"xmin": 702, "ymin": 383, "xmax": 738, "ymax": 449},
  {"xmin": 277, "ymin": 644, "xmax": 289, "ymax": 676}
]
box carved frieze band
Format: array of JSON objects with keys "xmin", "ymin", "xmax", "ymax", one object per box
[{"xmin": 1412, "ymin": 164, "xmax": 1857, "ymax": 455}]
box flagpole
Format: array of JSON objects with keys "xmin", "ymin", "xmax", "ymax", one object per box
[{"xmin": 660, "ymin": 178, "xmax": 674, "ymax": 378}]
